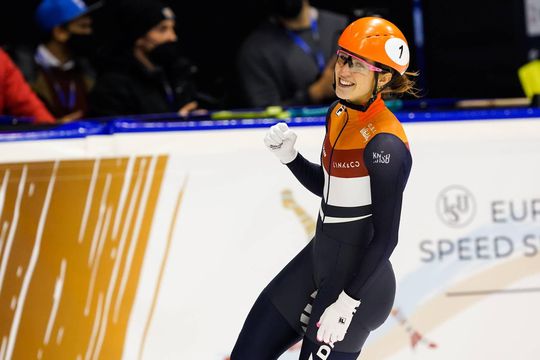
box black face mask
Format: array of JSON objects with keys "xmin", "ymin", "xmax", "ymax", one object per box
[
  {"xmin": 67, "ymin": 33, "xmax": 95, "ymax": 57},
  {"xmin": 274, "ymin": 0, "xmax": 303, "ymax": 19},
  {"xmin": 148, "ymin": 41, "xmax": 179, "ymax": 68}
]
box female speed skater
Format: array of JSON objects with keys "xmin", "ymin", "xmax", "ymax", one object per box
[{"xmin": 231, "ymin": 16, "xmax": 418, "ymax": 360}]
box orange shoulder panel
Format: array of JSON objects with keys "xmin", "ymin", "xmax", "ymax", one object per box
[{"xmin": 370, "ymin": 108, "xmax": 409, "ymax": 146}]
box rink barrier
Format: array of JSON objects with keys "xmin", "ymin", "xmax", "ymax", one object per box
[
  {"xmin": 0, "ymin": 109, "xmax": 539, "ymax": 359},
  {"xmin": 1, "ymin": 106, "xmax": 540, "ymax": 142}
]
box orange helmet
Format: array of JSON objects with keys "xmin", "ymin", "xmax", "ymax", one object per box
[{"xmin": 338, "ymin": 17, "xmax": 410, "ymax": 75}]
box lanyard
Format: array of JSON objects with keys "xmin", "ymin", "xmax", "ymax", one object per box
[
  {"xmin": 286, "ymin": 17, "xmax": 326, "ymax": 73},
  {"xmin": 52, "ymin": 80, "xmax": 76, "ymax": 111},
  {"xmin": 35, "ymin": 50, "xmax": 77, "ymax": 111},
  {"xmin": 163, "ymin": 80, "xmax": 175, "ymax": 108}
]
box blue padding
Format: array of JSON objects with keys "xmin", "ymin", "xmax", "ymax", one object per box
[
  {"xmin": 0, "ymin": 121, "xmax": 111, "ymax": 142},
  {"xmin": 396, "ymin": 107, "xmax": 540, "ymax": 122},
  {"xmin": 1, "ymin": 107, "xmax": 539, "ymax": 142},
  {"xmin": 111, "ymin": 116, "xmax": 327, "ymax": 133},
  {"xmin": 0, "ymin": 116, "xmax": 35, "ymax": 125},
  {"xmin": 112, "ymin": 108, "xmax": 540, "ymax": 133}
]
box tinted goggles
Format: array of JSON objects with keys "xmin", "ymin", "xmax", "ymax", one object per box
[{"xmin": 336, "ymin": 49, "xmax": 383, "ymax": 74}]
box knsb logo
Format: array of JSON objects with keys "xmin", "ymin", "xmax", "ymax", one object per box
[
  {"xmin": 309, "ymin": 344, "xmax": 332, "ymax": 360},
  {"xmin": 373, "ymin": 151, "xmax": 391, "ymax": 164},
  {"xmin": 436, "ymin": 185, "xmax": 476, "ymax": 228}
]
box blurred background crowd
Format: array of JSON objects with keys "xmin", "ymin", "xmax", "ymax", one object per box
[{"xmin": 0, "ymin": 0, "xmax": 536, "ymax": 124}]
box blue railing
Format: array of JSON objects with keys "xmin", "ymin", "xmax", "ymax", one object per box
[{"xmin": 1, "ymin": 104, "xmax": 540, "ymax": 142}]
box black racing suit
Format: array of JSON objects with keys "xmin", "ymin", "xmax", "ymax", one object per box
[{"xmin": 232, "ymin": 96, "xmax": 412, "ymax": 359}]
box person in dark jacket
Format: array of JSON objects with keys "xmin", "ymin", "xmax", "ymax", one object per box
[
  {"xmin": 89, "ymin": 0, "xmax": 199, "ymax": 117},
  {"xmin": 0, "ymin": 48, "xmax": 55, "ymax": 124},
  {"xmin": 237, "ymin": 0, "xmax": 348, "ymax": 108}
]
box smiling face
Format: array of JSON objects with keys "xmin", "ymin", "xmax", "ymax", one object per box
[{"xmin": 334, "ymin": 50, "xmax": 392, "ymax": 105}]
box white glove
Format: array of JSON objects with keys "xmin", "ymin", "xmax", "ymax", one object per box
[
  {"xmin": 316, "ymin": 291, "xmax": 361, "ymax": 347},
  {"xmin": 263, "ymin": 122, "xmax": 298, "ymax": 164}
]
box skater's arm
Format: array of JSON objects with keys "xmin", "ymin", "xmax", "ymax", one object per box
[
  {"xmin": 345, "ymin": 133, "xmax": 412, "ymax": 299},
  {"xmin": 283, "ymin": 101, "xmax": 339, "ymax": 197},
  {"xmin": 285, "ymin": 153, "xmax": 324, "ymax": 197}
]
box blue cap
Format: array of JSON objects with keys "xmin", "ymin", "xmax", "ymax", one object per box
[{"xmin": 35, "ymin": 0, "xmax": 101, "ymax": 31}]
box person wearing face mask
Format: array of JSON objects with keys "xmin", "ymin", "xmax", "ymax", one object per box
[
  {"xmin": 231, "ymin": 17, "xmax": 419, "ymax": 359},
  {"xmin": 237, "ymin": 0, "xmax": 348, "ymax": 108},
  {"xmin": 10, "ymin": 0, "xmax": 101, "ymax": 121},
  {"xmin": 89, "ymin": 0, "xmax": 199, "ymax": 117}
]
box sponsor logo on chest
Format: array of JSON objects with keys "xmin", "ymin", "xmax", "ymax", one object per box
[
  {"xmin": 360, "ymin": 123, "xmax": 376, "ymax": 142},
  {"xmin": 333, "ymin": 161, "xmax": 361, "ymax": 169},
  {"xmin": 335, "ymin": 105, "xmax": 345, "ymax": 117}
]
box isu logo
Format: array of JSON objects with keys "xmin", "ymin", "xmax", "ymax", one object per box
[
  {"xmin": 436, "ymin": 185, "xmax": 476, "ymax": 228},
  {"xmin": 309, "ymin": 344, "xmax": 332, "ymax": 360}
]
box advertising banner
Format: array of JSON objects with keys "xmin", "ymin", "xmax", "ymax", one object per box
[{"xmin": 0, "ymin": 118, "xmax": 539, "ymax": 359}]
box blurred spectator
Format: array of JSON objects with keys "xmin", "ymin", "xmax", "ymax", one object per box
[
  {"xmin": 0, "ymin": 48, "xmax": 55, "ymax": 124},
  {"xmin": 89, "ymin": 0, "xmax": 200, "ymax": 117},
  {"xmin": 237, "ymin": 0, "xmax": 348, "ymax": 108},
  {"xmin": 12, "ymin": 0, "xmax": 100, "ymax": 121}
]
